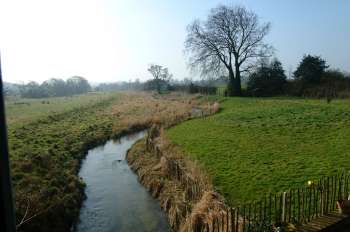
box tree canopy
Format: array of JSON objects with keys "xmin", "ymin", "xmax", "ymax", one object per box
[
  {"xmin": 294, "ymin": 55, "xmax": 328, "ymax": 85},
  {"xmin": 185, "ymin": 5, "xmax": 271, "ymax": 96},
  {"xmin": 147, "ymin": 64, "xmax": 172, "ymax": 93},
  {"xmin": 41, "ymin": 78, "xmax": 68, "ymax": 97},
  {"xmin": 247, "ymin": 59, "xmax": 287, "ymax": 96},
  {"xmin": 66, "ymin": 76, "xmax": 91, "ymax": 95},
  {"xmin": 15, "ymin": 77, "xmax": 91, "ymax": 98}
]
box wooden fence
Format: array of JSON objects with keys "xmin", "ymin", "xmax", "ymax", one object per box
[
  {"xmin": 147, "ymin": 127, "xmax": 350, "ymax": 231},
  {"xmin": 216, "ymin": 87, "xmax": 227, "ymax": 97},
  {"xmin": 213, "ymin": 172, "xmax": 350, "ymax": 232}
]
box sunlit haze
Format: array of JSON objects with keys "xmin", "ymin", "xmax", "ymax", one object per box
[{"xmin": 0, "ymin": 0, "xmax": 349, "ymax": 83}]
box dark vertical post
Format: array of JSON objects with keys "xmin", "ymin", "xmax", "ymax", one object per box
[
  {"xmin": 308, "ymin": 187, "xmax": 311, "ymax": 222},
  {"xmin": 279, "ymin": 193, "xmax": 283, "ymax": 223},
  {"xmin": 301, "ymin": 188, "xmax": 304, "ymax": 223},
  {"xmin": 333, "ymin": 175, "xmax": 337, "ymax": 211},
  {"xmin": 226, "ymin": 208, "xmax": 229, "ymax": 232},
  {"xmin": 212, "ymin": 217, "xmax": 215, "ymax": 232},
  {"xmin": 247, "ymin": 204, "xmax": 251, "ymax": 231},
  {"xmin": 269, "ymin": 194, "xmax": 272, "ymax": 226},
  {"xmin": 345, "ymin": 175, "xmax": 348, "ymax": 200},
  {"xmin": 288, "ymin": 190, "xmax": 292, "ymax": 222},
  {"xmin": 274, "ymin": 194, "xmax": 277, "ymax": 223},
  {"xmin": 326, "ymin": 176, "xmax": 330, "ymax": 213},
  {"xmin": 263, "ymin": 196, "xmax": 267, "ymax": 229},
  {"xmin": 231, "ymin": 208, "xmax": 235, "ymax": 232},
  {"xmin": 0, "ymin": 54, "xmax": 16, "ymax": 232},
  {"xmin": 315, "ymin": 182, "xmax": 319, "ymax": 217},
  {"xmin": 253, "ymin": 202, "xmax": 256, "ymax": 229},
  {"xmin": 313, "ymin": 182, "xmax": 318, "ymax": 218},
  {"xmin": 339, "ymin": 174, "xmax": 343, "ymax": 200},
  {"xmin": 322, "ymin": 177, "xmax": 325, "ymax": 214},
  {"xmin": 346, "ymin": 174, "xmax": 349, "ymax": 199},
  {"xmin": 242, "ymin": 205, "xmax": 246, "ymax": 232},
  {"xmin": 259, "ymin": 200, "xmax": 262, "ymax": 231},
  {"xmin": 235, "ymin": 207, "xmax": 239, "ymax": 232},
  {"xmin": 297, "ymin": 188, "xmax": 300, "ymax": 223},
  {"xmin": 331, "ymin": 175, "xmax": 334, "ymax": 211}
]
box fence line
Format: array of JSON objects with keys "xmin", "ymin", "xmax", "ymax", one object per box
[
  {"xmin": 215, "ymin": 172, "xmax": 350, "ymax": 231},
  {"xmin": 216, "ymin": 87, "xmax": 227, "ymax": 96},
  {"xmin": 148, "ymin": 127, "xmax": 350, "ymax": 231}
]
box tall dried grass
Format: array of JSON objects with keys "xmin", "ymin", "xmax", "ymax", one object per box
[
  {"xmin": 108, "ymin": 91, "xmax": 219, "ymax": 132},
  {"xmin": 124, "ymin": 93, "xmax": 222, "ymax": 231},
  {"xmin": 127, "ymin": 122, "xmax": 235, "ymax": 232}
]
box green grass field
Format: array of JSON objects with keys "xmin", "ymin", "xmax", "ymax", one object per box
[
  {"xmin": 5, "ymin": 92, "xmax": 115, "ymax": 126},
  {"xmin": 167, "ymin": 97, "xmax": 350, "ymax": 205}
]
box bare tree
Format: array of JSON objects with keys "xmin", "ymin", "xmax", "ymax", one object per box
[
  {"xmin": 185, "ymin": 5, "xmax": 272, "ymax": 96},
  {"xmin": 147, "ymin": 64, "xmax": 172, "ymax": 94}
]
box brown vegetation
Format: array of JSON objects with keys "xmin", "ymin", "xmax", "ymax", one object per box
[
  {"xmin": 10, "ymin": 92, "xmax": 218, "ymax": 231},
  {"xmin": 127, "ymin": 124, "xmax": 234, "ymax": 232}
]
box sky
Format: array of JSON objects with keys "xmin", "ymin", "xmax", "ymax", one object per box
[{"xmin": 0, "ymin": 0, "xmax": 349, "ymax": 84}]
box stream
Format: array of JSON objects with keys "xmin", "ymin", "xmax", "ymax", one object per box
[{"xmin": 76, "ymin": 131, "xmax": 170, "ymax": 232}]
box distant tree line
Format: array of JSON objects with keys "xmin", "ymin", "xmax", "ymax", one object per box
[
  {"xmin": 168, "ymin": 54, "xmax": 350, "ymax": 99},
  {"xmin": 4, "ymin": 76, "xmax": 91, "ymax": 98},
  {"xmin": 244, "ymin": 55, "xmax": 350, "ymax": 99},
  {"xmin": 94, "ymin": 79, "xmax": 169, "ymax": 93},
  {"xmin": 4, "ymin": 57, "xmax": 349, "ymax": 100},
  {"xmin": 288, "ymin": 55, "xmax": 350, "ymax": 99},
  {"xmin": 95, "ymin": 80, "xmax": 143, "ymax": 92}
]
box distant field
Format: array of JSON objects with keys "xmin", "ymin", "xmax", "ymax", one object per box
[
  {"xmin": 167, "ymin": 97, "xmax": 350, "ymax": 205},
  {"xmin": 5, "ymin": 92, "xmax": 115, "ymax": 126}
]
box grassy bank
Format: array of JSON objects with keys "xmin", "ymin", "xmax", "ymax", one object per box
[
  {"xmin": 166, "ymin": 97, "xmax": 350, "ymax": 205},
  {"xmin": 7, "ymin": 91, "xmax": 208, "ymax": 231}
]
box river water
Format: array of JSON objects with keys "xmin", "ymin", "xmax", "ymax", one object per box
[{"xmin": 76, "ymin": 131, "xmax": 170, "ymax": 232}]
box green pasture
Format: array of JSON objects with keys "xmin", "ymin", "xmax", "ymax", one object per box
[
  {"xmin": 5, "ymin": 92, "xmax": 115, "ymax": 126},
  {"xmin": 167, "ymin": 97, "xmax": 350, "ymax": 205}
]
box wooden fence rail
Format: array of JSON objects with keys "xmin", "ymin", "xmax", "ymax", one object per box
[
  {"xmin": 147, "ymin": 127, "xmax": 350, "ymax": 231},
  {"xmin": 212, "ymin": 172, "xmax": 350, "ymax": 232}
]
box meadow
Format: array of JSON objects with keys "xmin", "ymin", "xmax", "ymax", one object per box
[
  {"xmin": 166, "ymin": 97, "xmax": 350, "ymax": 205},
  {"xmin": 5, "ymin": 92, "xmax": 115, "ymax": 126},
  {"xmin": 7, "ymin": 91, "xmax": 208, "ymax": 232}
]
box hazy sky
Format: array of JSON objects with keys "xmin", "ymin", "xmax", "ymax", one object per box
[{"xmin": 0, "ymin": 0, "xmax": 349, "ymax": 83}]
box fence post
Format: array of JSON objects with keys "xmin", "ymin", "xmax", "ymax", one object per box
[
  {"xmin": 282, "ymin": 192, "xmax": 287, "ymax": 222},
  {"xmin": 320, "ymin": 187, "xmax": 324, "ymax": 216}
]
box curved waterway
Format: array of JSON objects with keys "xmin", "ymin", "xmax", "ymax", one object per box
[{"xmin": 76, "ymin": 131, "xmax": 170, "ymax": 232}]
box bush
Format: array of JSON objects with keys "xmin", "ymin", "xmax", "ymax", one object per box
[
  {"xmin": 247, "ymin": 59, "xmax": 287, "ymax": 97},
  {"xmin": 287, "ymin": 69, "xmax": 350, "ymax": 99},
  {"xmin": 294, "ymin": 55, "xmax": 328, "ymax": 85},
  {"xmin": 188, "ymin": 83, "xmax": 217, "ymax": 95}
]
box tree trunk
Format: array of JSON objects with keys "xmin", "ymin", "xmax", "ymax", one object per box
[
  {"xmin": 227, "ymin": 65, "xmax": 242, "ymax": 96},
  {"xmin": 227, "ymin": 67, "xmax": 235, "ymax": 96},
  {"xmin": 234, "ymin": 64, "xmax": 242, "ymax": 96},
  {"xmin": 156, "ymin": 79, "xmax": 161, "ymax": 94}
]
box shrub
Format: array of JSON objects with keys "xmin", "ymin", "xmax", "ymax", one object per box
[
  {"xmin": 294, "ymin": 55, "xmax": 328, "ymax": 85},
  {"xmin": 247, "ymin": 59, "xmax": 287, "ymax": 96}
]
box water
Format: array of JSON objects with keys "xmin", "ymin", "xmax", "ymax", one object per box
[{"xmin": 76, "ymin": 131, "xmax": 170, "ymax": 232}]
